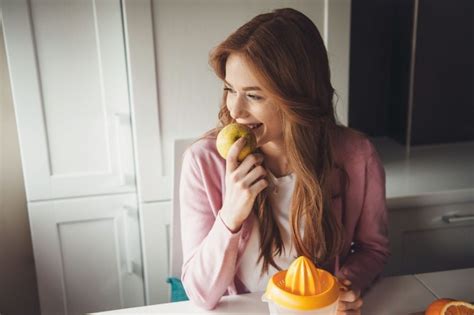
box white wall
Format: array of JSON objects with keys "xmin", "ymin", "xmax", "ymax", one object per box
[
  {"xmin": 0, "ymin": 22, "xmax": 40, "ymax": 315},
  {"xmin": 327, "ymin": 0, "xmax": 351, "ymax": 126}
]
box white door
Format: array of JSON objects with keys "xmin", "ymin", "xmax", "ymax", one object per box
[
  {"xmin": 28, "ymin": 193, "xmax": 145, "ymax": 315},
  {"xmin": 1, "ymin": 0, "xmax": 135, "ymax": 201}
]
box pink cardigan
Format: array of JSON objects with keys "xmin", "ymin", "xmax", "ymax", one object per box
[{"xmin": 179, "ymin": 127, "xmax": 390, "ymax": 310}]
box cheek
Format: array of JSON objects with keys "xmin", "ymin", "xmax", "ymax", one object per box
[
  {"xmin": 267, "ymin": 115, "xmax": 282, "ymax": 132},
  {"xmin": 225, "ymin": 95, "xmax": 236, "ymax": 113}
]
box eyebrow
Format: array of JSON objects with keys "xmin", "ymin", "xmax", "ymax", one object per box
[{"xmin": 224, "ymin": 80, "xmax": 262, "ymax": 92}]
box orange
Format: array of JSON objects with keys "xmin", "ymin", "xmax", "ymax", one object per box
[{"xmin": 425, "ymin": 298, "xmax": 474, "ymax": 315}]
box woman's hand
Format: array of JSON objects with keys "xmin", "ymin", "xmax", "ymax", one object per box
[
  {"xmin": 337, "ymin": 279, "xmax": 363, "ymax": 315},
  {"xmin": 219, "ymin": 137, "xmax": 268, "ymax": 232}
]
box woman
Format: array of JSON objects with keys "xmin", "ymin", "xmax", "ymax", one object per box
[{"xmin": 179, "ymin": 8, "xmax": 389, "ymax": 314}]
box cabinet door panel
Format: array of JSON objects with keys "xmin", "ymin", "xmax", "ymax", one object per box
[
  {"xmin": 59, "ymin": 219, "xmax": 122, "ymax": 312},
  {"xmin": 2, "ymin": 0, "xmax": 135, "ymax": 201},
  {"xmin": 28, "ymin": 193, "xmax": 145, "ymax": 315},
  {"xmin": 402, "ymin": 226, "xmax": 474, "ymax": 273},
  {"xmin": 386, "ymin": 201, "xmax": 474, "ymax": 276}
]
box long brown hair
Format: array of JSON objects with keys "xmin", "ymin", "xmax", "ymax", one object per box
[{"xmin": 208, "ymin": 8, "xmax": 345, "ymax": 273}]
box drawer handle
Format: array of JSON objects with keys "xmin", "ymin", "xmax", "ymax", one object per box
[{"xmin": 442, "ymin": 214, "xmax": 474, "ymax": 223}]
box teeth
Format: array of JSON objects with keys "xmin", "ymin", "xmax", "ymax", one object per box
[{"xmin": 248, "ymin": 124, "xmax": 261, "ymax": 129}]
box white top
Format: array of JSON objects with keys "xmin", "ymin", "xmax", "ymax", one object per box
[{"xmin": 236, "ymin": 169, "xmax": 302, "ymax": 292}]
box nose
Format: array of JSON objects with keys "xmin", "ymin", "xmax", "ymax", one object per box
[{"xmin": 227, "ymin": 94, "xmax": 248, "ymax": 119}]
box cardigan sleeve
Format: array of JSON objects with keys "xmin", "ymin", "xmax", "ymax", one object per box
[
  {"xmin": 337, "ymin": 149, "xmax": 391, "ymax": 294},
  {"xmin": 179, "ymin": 147, "xmax": 241, "ymax": 310}
]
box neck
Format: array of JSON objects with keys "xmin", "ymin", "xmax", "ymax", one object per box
[{"xmin": 259, "ymin": 141, "xmax": 291, "ymax": 177}]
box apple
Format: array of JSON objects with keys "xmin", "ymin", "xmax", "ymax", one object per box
[{"xmin": 216, "ymin": 123, "xmax": 257, "ymax": 161}]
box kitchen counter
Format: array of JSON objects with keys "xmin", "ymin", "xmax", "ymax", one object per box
[
  {"xmin": 372, "ymin": 137, "xmax": 474, "ymax": 209},
  {"xmin": 363, "ymin": 268, "xmax": 474, "ymax": 314},
  {"xmin": 92, "ymin": 268, "xmax": 474, "ymax": 315}
]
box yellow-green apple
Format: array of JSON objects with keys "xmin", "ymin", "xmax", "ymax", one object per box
[{"xmin": 216, "ymin": 123, "xmax": 257, "ymax": 161}]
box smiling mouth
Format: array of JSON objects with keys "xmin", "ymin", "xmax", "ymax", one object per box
[{"xmin": 247, "ymin": 123, "xmax": 263, "ymax": 130}]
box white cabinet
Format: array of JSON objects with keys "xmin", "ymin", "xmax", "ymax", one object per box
[
  {"xmin": 28, "ymin": 194, "xmax": 144, "ymax": 315},
  {"xmin": 1, "ymin": 0, "xmax": 145, "ymax": 314},
  {"xmin": 385, "ymin": 201, "xmax": 474, "ymax": 276}
]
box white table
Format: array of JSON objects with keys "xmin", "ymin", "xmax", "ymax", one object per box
[{"xmin": 93, "ymin": 268, "xmax": 474, "ymax": 315}]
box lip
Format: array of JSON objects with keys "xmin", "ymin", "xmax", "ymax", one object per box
[{"xmin": 237, "ymin": 121, "xmax": 260, "ymax": 125}]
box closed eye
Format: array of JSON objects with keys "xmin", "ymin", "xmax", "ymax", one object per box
[
  {"xmin": 224, "ymin": 86, "xmax": 263, "ymax": 101},
  {"xmin": 247, "ymin": 94, "xmax": 263, "ymax": 101}
]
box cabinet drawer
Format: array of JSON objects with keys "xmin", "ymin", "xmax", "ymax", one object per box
[{"xmin": 385, "ymin": 201, "xmax": 474, "ymax": 276}]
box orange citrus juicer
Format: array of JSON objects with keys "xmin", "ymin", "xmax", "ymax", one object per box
[{"xmin": 264, "ymin": 256, "xmax": 340, "ymax": 311}]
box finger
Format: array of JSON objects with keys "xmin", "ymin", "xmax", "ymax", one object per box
[
  {"xmin": 339, "ymin": 283, "xmax": 350, "ymax": 292},
  {"xmin": 226, "ymin": 137, "xmax": 247, "ymax": 172},
  {"xmin": 249, "ymin": 178, "xmax": 269, "ymax": 195},
  {"xmin": 337, "ymin": 278, "xmax": 352, "ymax": 288},
  {"xmin": 242, "ymin": 165, "xmax": 267, "ymax": 187},
  {"xmin": 337, "ymin": 311, "xmax": 361, "ymax": 315},
  {"xmin": 339, "ymin": 290, "xmax": 359, "ymax": 303},
  {"xmin": 238, "ymin": 153, "xmax": 264, "ymax": 173},
  {"xmin": 338, "ymin": 298, "xmax": 363, "ymax": 311}
]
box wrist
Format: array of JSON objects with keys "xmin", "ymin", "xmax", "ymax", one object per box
[{"xmin": 219, "ymin": 210, "xmax": 242, "ymax": 233}]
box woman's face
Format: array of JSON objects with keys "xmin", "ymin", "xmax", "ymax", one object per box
[{"xmin": 224, "ymin": 53, "xmax": 283, "ymax": 149}]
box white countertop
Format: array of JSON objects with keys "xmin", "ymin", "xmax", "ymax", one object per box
[
  {"xmin": 372, "ymin": 138, "xmax": 474, "ymax": 209},
  {"xmin": 363, "ymin": 268, "xmax": 473, "ymax": 314},
  {"xmin": 362, "ymin": 275, "xmax": 435, "ymax": 315},
  {"xmin": 415, "ymin": 268, "xmax": 474, "ymax": 303},
  {"xmin": 92, "ymin": 268, "xmax": 474, "ymax": 315}
]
